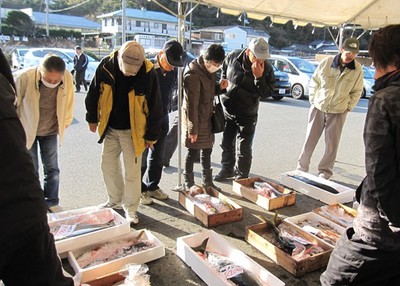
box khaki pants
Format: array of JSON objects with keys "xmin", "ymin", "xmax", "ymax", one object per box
[
  {"xmin": 101, "ymin": 128, "xmax": 142, "ymax": 213},
  {"xmin": 297, "ymin": 105, "xmax": 347, "ymax": 178}
]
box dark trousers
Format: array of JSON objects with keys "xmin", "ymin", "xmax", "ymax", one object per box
[
  {"xmin": 220, "ymin": 117, "xmax": 256, "ymax": 177},
  {"xmin": 163, "ymin": 114, "xmax": 178, "ymax": 165},
  {"xmin": 0, "ymin": 220, "xmax": 74, "ymax": 286},
  {"xmin": 75, "ymin": 69, "xmax": 87, "ymax": 92},
  {"xmin": 320, "ymin": 227, "xmax": 400, "ymax": 285},
  {"xmin": 29, "ymin": 135, "xmax": 60, "ymax": 208},
  {"xmin": 141, "ymin": 116, "xmax": 169, "ymax": 192},
  {"xmin": 185, "ymin": 148, "xmax": 212, "ymax": 173}
]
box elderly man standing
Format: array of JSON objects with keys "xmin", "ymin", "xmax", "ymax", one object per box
[
  {"xmin": 85, "ymin": 41, "xmax": 162, "ymax": 224},
  {"xmin": 140, "ymin": 40, "xmax": 183, "ymax": 205},
  {"xmin": 296, "ymin": 38, "xmax": 364, "ymax": 179},
  {"xmin": 14, "ymin": 54, "xmax": 75, "ymax": 213},
  {"xmin": 214, "ymin": 37, "xmax": 275, "ymax": 181}
]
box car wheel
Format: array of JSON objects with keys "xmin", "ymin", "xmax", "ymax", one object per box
[
  {"xmin": 291, "ymin": 84, "xmax": 304, "ymax": 99},
  {"xmin": 272, "ymin": 95, "xmax": 284, "ymax": 101},
  {"xmin": 361, "ymin": 88, "xmax": 366, "ymax": 98}
]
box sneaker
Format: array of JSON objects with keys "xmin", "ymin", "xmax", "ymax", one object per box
[
  {"xmin": 140, "ymin": 192, "xmax": 154, "ymax": 205},
  {"xmin": 48, "ymin": 205, "xmax": 64, "ymax": 213},
  {"xmin": 318, "ymin": 173, "xmax": 331, "ymax": 180},
  {"xmin": 99, "ymin": 201, "xmax": 122, "ymax": 209},
  {"xmin": 149, "ymin": 188, "xmax": 169, "ymax": 200},
  {"xmin": 214, "ymin": 170, "xmax": 235, "ymax": 182},
  {"xmin": 125, "ymin": 211, "xmax": 139, "ymax": 224}
]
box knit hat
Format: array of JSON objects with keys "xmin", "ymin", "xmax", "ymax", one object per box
[
  {"xmin": 342, "ymin": 38, "xmax": 360, "ymax": 53},
  {"xmin": 248, "ymin": 37, "xmax": 270, "ymax": 60},
  {"xmin": 119, "ymin": 41, "xmax": 145, "ymax": 75}
]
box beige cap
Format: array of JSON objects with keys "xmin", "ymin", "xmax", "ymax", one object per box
[
  {"xmin": 248, "ymin": 37, "xmax": 270, "ymax": 60},
  {"xmin": 119, "ymin": 41, "xmax": 145, "ymax": 75}
]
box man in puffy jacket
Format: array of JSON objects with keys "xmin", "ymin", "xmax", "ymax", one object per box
[
  {"xmin": 321, "ymin": 24, "xmax": 400, "ymax": 285},
  {"xmin": 85, "ymin": 41, "xmax": 162, "ymax": 224},
  {"xmin": 297, "ymin": 38, "xmax": 363, "ymax": 179},
  {"xmin": 214, "ymin": 37, "xmax": 275, "ymax": 181}
]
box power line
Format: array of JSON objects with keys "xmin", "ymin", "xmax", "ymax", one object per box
[{"xmin": 49, "ymin": 0, "xmax": 93, "ymax": 13}]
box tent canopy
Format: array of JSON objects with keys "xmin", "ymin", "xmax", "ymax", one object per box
[{"xmin": 189, "ymin": 0, "xmax": 399, "ymax": 30}]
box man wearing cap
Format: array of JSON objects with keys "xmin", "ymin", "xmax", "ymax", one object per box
[
  {"xmin": 73, "ymin": 46, "xmax": 88, "ymax": 92},
  {"xmin": 85, "ymin": 41, "xmax": 162, "ymax": 224},
  {"xmin": 214, "ymin": 37, "xmax": 275, "ymax": 181},
  {"xmin": 140, "ymin": 40, "xmax": 183, "ymax": 205},
  {"xmin": 296, "ymin": 38, "xmax": 364, "ymax": 179}
]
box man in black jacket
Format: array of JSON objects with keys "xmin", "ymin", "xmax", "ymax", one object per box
[
  {"xmin": 0, "ymin": 49, "xmax": 73, "ymax": 285},
  {"xmin": 73, "ymin": 45, "xmax": 88, "ymax": 92},
  {"xmin": 321, "ymin": 24, "xmax": 400, "ymax": 285},
  {"xmin": 214, "ymin": 37, "xmax": 275, "ymax": 181}
]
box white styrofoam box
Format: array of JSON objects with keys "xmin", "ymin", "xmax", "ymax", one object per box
[
  {"xmin": 47, "ymin": 206, "xmax": 102, "ymax": 222},
  {"xmin": 176, "ymin": 229, "xmax": 285, "ymax": 286},
  {"xmin": 284, "ymin": 212, "xmax": 345, "ymax": 248},
  {"xmin": 49, "ymin": 208, "xmax": 130, "ymax": 255},
  {"xmin": 68, "ymin": 229, "xmax": 165, "ymax": 283},
  {"xmin": 280, "ymin": 170, "xmax": 355, "ymax": 204}
]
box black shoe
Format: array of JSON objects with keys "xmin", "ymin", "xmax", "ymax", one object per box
[
  {"xmin": 214, "ymin": 170, "xmax": 235, "ymax": 182},
  {"xmin": 84, "ymin": 86, "xmax": 88, "ymax": 92},
  {"xmin": 163, "ymin": 161, "xmax": 170, "ymax": 167}
]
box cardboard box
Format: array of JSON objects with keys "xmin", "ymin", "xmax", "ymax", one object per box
[
  {"xmin": 176, "ymin": 229, "xmax": 285, "ymax": 286},
  {"xmin": 232, "ymin": 177, "xmax": 296, "ymax": 210},
  {"xmin": 49, "ymin": 208, "xmax": 130, "ymax": 255},
  {"xmin": 68, "ymin": 229, "xmax": 165, "ymax": 283},
  {"xmin": 284, "ymin": 212, "xmax": 345, "ymax": 247},
  {"xmin": 280, "ymin": 170, "xmax": 355, "ymax": 204},
  {"xmin": 85, "ymin": 271, "xmax": 125, "ymax": 286},
  {"xmin": 178, "ymin": 187, "xmax": 243, "ymax": 227},
  {"xmin": 313, "ymin": 203, "xmax": 357, "ymax": 228},
  {"xmin": 245, "ymin": 221, "xmax": 332, "ymax": 277}
]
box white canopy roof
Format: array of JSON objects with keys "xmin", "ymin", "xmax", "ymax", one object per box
[{"xmin": 190, "ymin": 0, "xmax": 399, "ymax": 29}]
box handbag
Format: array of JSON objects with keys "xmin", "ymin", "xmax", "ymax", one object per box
[{"xmin": 211, "ymin": 95, "xmax": 225, "ymax": 133}]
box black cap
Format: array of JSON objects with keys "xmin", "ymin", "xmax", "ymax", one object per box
[{"xmin": 163, "ymin": 40, "xmax": 184, "ymax": 67}]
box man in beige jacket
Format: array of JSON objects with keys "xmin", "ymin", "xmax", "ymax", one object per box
[
  {"xmin": 297, "ymin": 38, "xmax": 364, "ymax": 179},
  {"xmin": 14, "ymin": 54, "xmax": 74, "ymax": 213}
]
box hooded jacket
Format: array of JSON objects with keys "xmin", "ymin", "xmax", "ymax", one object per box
[
  {"xmin": 85, "ymin": 50, "xmax": 162, "ymax": 158},
  {"xmin": 353, "ymin": 70, "xmax": 400, "ymax": 250}
]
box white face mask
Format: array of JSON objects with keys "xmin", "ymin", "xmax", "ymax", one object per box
[
  {"xmin": 41, "ymin": 79, "xmax": 60, "ymax": 89},
  {"xmin": 206, "ymin": 64, "xmax": 220, "ymax": 74}
]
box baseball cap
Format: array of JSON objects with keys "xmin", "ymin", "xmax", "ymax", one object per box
[
  {"xmin": 342, "ymin": 38, "xmax": 360, "ymax": 53},
  {"xmin": 248, "ymin": 37, "xmax": 270, "ymax": 60},
  {"xmin": 163, "ymin": 40, "xmax": 184, "ymax": 67},
  {"xmin": 119, "ymin": 41, "xmax": 145, "ymax": 75}
]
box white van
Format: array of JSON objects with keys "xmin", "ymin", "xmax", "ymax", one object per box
[{"xmin": 268, "ymin": 55, "xmax": 316, "ymax": 99}]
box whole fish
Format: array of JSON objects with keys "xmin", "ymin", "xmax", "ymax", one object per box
[
  {"xmin": 191, "ymin": 238, "xmax": 264, "ymax": 286},
  {"xmin": 287, "ymin": 174, "xmax": 339, "ymax": 194},
  {"xmin": 53, "ymin": 221, "xmax": 115, "ymax": 241},
  {"xmin": 254, "ymin": 181, "xmax": 283, "ymax": 197}
]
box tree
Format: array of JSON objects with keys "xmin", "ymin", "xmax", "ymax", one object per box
[{"xmin": 4, "ymin": 10, "xmax": 35, "ymax": 36}]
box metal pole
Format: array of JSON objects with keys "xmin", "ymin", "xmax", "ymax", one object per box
[
  {"xmin": 122, "ymin": 0, "xmax": 126, "ymax": 44},
  {"xmin": 189, "ymin": 2, "xmax": 192, "ymax": 52},
  {"xmin": 45, "ymin": 0, "xmax": 49, "ymax": 36},
  {"xmin": 0, "ymin": 0, "xmax": 3, "ymax": 34}
]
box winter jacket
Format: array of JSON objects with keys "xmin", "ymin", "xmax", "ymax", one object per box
[
  {"xmin": 220, "ymin": 49, "xmax": 275, "ymax": 121},
  {"xmin": 182, "ymin": 56, "xmax": 222, "ymax": 149},
  {"xmin": 73, "ymin": 53, "xmax": 88, "ymax": 72},
  {"xmin": 309, "ymin": 54, "xmax": 363, "ymax": 113},
  {"xmin": 14, "ymin": 67, "xmax": 75, "ymax": 149},
  {"xmin": 353, "ymin": 70, "xmax": 400, "ymax": 250},
  {"xmin": 85, "ymin": 51, "xmax": 162, "ymax": 158}
]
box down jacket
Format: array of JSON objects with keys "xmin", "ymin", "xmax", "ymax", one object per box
[{"xmin": 85, "ymin": 51, "xmax": 162, "ymax": 158}]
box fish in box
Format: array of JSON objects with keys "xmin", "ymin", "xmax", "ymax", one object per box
[{"xmin": 313, "ymin": 203, "xmax": 357, "ymax": 228}]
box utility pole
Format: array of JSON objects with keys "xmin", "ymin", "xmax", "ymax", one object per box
[
  {"xmin": 45, "ymin": 0, "xmax": 49, "ymax": 36},
  {"xmin": 122, "ymin": 0, "xmax": 126, "ymax": 44},
  {"xmin": 0, "ymin": 0, "xmax": 3, "ymax": 34}
]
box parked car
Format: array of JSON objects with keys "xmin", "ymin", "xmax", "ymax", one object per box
[
  {"xmin": 23, "ymin": 48, "xmax": 99, "ymax": 83},
  {"xmin": 362, "ymin": 66, "xmax": 375, "ymax": 98},
  {"xmin": 268, "ymin": 65, "xmax": 291, "ymax": 101},
  {"xmin": 11, "ymin": 48, "xmax": 29, "ymax": 69},
  {"xmin": 268, "ymin": 55, "xmax": 316, "ymax": 99}
]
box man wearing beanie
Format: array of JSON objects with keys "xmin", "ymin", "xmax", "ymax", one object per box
[
  {"xmin": 214, "ymin": 37, "xmax": 275, "ymax": 181},
  {"xmin": 296, "ymin": 38, "xmax": 364, "ymax": 179},
  {"xmin": 85, "ymin": 41, "xmax": 162, "ymax": 224}
]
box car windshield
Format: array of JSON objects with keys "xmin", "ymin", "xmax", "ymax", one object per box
[
  {"xmin": 363, "ymin": 67, "xmax": 374, "ymax": 79},
  {"xmin": 290, "ymin": 58, "xmax": 316, "ymax": 73},
  {"xmin": 19, "ymin": 50, "xmax": 29, "ymax": 56}
]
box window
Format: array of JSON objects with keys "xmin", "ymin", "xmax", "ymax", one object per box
[
  {"xmin": 136, "ymin": 21, "xmax": 142, "ymax": 27},
  {"xmin": 162, "ymin": 24, "xmax": 167, "ymax": 30},
  {"xmin": 144, "ymin": 22, "xmax": 150, "ymax": 28},
  {"xmin": 140, "ymin": 38, "xmax": 151, "ymax": 47},
  {"xmin": 116, "ymin": 18, "xmax": 122, "ymax": 25},
  {"xmin": 225, "ymin": 33, "xmax": 236, "ymax": 39},
  {"xmin": 111, "ymin": 18, "xmax": 115, "ymax": 26},
  {"xmin": 104, "ymin": 19, "xmax": 108, "ymax": 27},
  {"xmin": 154, "ymin": 39, "xmax": 165, "ymax": 47},
  {"xmin": 175, "ymin": 25, "xmax": 178, "ymax": 31},
  {"xmin": 154, "ymin": 22, "xmax": 159, "ymax": 29}
]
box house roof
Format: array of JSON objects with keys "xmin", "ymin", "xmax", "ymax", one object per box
[
  {"xmin": 97, "ymin": 8, "xmax": 179, "ymax": 23},
  {"xmin": 32, "ymin": 12, "xmax": 100, "ymax": 30}
]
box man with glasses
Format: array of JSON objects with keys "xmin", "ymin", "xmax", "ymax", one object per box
[
  {"xmin": 214, "ymin": 37, "xmax": 275, "ymax": 181},
  {"xmin": 296, "ymin": 38, "xmax": 364, "ymax": 179}
]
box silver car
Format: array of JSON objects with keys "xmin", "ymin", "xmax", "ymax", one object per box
[
  {"xmin": 362, "ymin": 66, "xmax": 375, "ymax": 98},
  {"xmin": 268, "ymin": 55, "xmax": 316, "ymax": 99}
]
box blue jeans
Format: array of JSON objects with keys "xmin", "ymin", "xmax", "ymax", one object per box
[
  {"xmin": 142, "ymin": 115, "xmax": 169, "ymax": 192},
  {"xmin": 29, "ymin": 135, "xmax": 60, "ymax": 208}
]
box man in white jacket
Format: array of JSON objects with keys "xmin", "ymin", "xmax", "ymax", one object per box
[
  {"xmin": 14, "ymin": 54, "xmax": 74, "ymax": 213},
  {"xmin": 297, "ymin": 38, "xmax": 364, "ymax": 179}
]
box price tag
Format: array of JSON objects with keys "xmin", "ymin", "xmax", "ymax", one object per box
[
  {"xmin": 54, "ymin": 224, "xmax": 77, "ymax": 240},
  {"xmin": 220, "ymin": 264, "xmax": 244, "ymax": 279}
]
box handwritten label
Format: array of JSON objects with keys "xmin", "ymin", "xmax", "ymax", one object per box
[
  {"xmin": 54, "ymin": 224, "xmax": 76, "ymax": 240},
  {"xmin": 220, "ymin": 264, "xmax": 244, "ymax": 279}
]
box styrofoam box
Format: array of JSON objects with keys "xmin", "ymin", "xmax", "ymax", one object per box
[
  {"xmin": 176, "ymin": 229, "xmax": 285, "ymax": 286},
  {"xmin": 49, "ymin": 208, "xmax": 130, "ymax": 255},
  {"xmin": 47, "ymin": 206, "xmax": 102, "ymax": 222},
  {"xmin": 280, "ymin": 170, "xmax": 355, "ymax": 204},
  {"xmin": 284, "ymin": 212, "xmax": 345, "ymax": 248},
  {"xmin": 68, "ymin": 229, "xmax": 165, "ymax": 283}
]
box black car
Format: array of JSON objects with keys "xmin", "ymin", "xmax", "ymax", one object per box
[{"xmin": 269, "ymin": 65, "xmax": 291, "ymax": 101}]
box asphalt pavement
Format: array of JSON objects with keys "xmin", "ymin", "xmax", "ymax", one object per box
[{"xmin": 59, "ymin": 92, "xmax": 368, "ymax": 285}]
